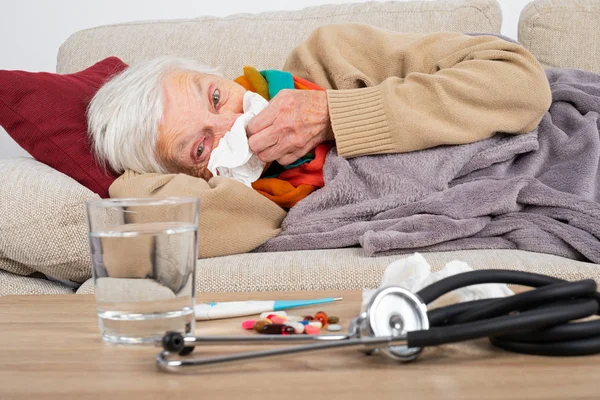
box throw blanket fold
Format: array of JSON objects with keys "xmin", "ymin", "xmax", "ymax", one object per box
[{"xmin": 257, "ymin": 69, "xmax": 600, "ymax": 263}]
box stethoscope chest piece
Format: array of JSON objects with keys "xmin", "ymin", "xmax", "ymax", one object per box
[{"xmin": 358, "ymin": 286, "xmax": 429, "ymax": 361}]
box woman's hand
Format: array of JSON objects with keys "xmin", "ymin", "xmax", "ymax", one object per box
[{"xmin": 247, "ymin": 90, "xmax": 333, "ymax": 165}]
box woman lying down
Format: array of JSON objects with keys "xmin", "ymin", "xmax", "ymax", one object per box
[{"xmin": 87, "ymin": 23, "xmax": 600, "ymax": 264}]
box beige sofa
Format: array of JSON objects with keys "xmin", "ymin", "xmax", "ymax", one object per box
[{"xmin": 1, "ymin": 0, "xmax": 600, "ymax": 296}]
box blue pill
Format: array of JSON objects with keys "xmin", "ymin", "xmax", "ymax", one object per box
[{"xmin": 300, "ymin": 320, "xmax": 310, "ymax": 325}]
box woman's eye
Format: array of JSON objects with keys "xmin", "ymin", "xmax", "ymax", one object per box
[
  {"xmin": 196, "ymin": 143, "xmax": 204, "ymax": 158},
  {"xmin": 212, "ymin": 89, "xmax": 220, "ymax": 106}
]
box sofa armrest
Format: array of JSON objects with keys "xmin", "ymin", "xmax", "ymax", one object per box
[{"xmin": 519, "ymin": 0, "xmax": 600, "ymax": 72}]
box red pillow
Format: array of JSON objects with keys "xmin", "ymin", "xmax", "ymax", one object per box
[{"xmin": 0, "ymin": 57, "xmax": 128, "ymax": 198}]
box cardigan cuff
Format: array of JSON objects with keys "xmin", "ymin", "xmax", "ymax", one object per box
[{"xmin": 326, "ymin": 86, "xmax": 394, "ymax": 157}]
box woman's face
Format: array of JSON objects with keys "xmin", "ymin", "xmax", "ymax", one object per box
[{"xmin": 156, "ymin": 70, "xmax": 247, "ymax": 179}]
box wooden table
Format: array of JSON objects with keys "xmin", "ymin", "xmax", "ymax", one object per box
[{"xmin": 1, "ymin": 291, "xmax": 598, "ymax": 399}]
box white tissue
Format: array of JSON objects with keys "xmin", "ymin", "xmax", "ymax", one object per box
[
  {"xmin": 362, "ymin": 253, "xmax": 513, "ymax": 308},
  {"xmin": 207, "ymin": 91, "xmax": 269, "ymax": 186}
]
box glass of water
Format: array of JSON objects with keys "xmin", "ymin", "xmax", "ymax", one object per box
[{"xmin": 86, "ymin": 197, "xmax": 199, "ymax": 345}]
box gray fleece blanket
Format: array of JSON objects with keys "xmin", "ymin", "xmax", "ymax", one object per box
[{"xmin": 257, "ymin": 68, "xmax": 600, "ymax": 263}]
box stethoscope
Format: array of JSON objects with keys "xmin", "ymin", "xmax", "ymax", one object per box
[{"xmin": 156, "ymin": 270, "xmax": 600, "ymax": 373}]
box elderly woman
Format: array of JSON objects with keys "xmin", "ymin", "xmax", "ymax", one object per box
[{"xmin": 87, "ymin": 23, "xmax": 551, "ymax": 258}]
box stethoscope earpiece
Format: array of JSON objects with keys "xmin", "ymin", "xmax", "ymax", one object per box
[
  {"xmin": 162, "ymin": 332, "xmax": 195, "ymax": 356},
  {"xmin": 162, "ymin": 332, "xmax": 185, "ymax": 353}
]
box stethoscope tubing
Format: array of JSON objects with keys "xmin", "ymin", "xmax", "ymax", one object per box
[
  {"xmin": 407, "ymin": 298, "xmax": 598, "ymax": 347},
  {"xmin": 411, "ymin": 273, "xmax": 600, "ymax": 354},
  {"xmin": 448, "ymin": 279, "xmax": 597, "ymax": 323},
  {"xmin": 499, "ymin": 317, "xmax": 600, "ymax": 343},
  {"xmin": 490, "ymin": 333, "xmax": 600, "ymax": 356},
  {"xmin": 427, "ymin": 279, "xmax": 598, "ymax": 325},
  {"xmin": 416, "ymin": 269, "xmax": 599, "ymax": 305}
]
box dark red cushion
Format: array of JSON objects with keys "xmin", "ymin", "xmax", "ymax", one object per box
[{"xmin": 0, "ymin": 57, "xmax": 128, "ymax": 198}]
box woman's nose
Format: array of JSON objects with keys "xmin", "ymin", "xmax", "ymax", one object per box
[{"xmin": 211, "ymin": 113, "xmax": 243, "ymax": 133}]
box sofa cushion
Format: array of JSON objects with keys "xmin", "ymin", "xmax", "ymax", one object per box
[
  {"xmin": 0, "ymin": 158, "xmax": 98, "ymax": 283},
  {"xmin": 57, "ymin": 0, "xmax": 502, "ymax": 79},
  {"xmin": 518, "ymin": 0, "xmax": 600, "ymax": 73},
  {"xmin": 0, "ymin": 57, "xmax": 127, "ymax": 198},
  {"xmin": 76, "ymin": 248, "xmax": 600, "ymax": 294},
  {"xmin": 0, "ymin": 270, "xmax": 74, "ymax": 296}
]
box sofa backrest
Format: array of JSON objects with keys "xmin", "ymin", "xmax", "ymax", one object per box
[
  {"xmin": 56, "ymin": 0, "xmax": 502, "ymax": 78},
  {"xmin": 519, "ymin": 0, "xmax": 600, "ymax": 73}
]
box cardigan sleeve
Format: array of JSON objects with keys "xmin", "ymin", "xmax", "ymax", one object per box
[
  {"xmin": 283, "ymin": 24, "xmax": 552, "ymax": 157},
  {"xmin": 109, "ymin": 170, "xmax": 286, "ymax": 258}
]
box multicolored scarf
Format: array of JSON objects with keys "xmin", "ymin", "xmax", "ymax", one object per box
[{"xmin": 234, "ymin": 66, "xmax": 332, "ymax": 209}]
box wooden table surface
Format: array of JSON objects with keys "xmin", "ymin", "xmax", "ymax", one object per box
[{"xmin": 0, "ymin": 290, "xmax": 599, "ymax": 400}]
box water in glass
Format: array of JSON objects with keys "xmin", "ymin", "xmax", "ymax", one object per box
[{"xmin": 89, "ymin": 221, "xmax": 197, "ymax": 344}]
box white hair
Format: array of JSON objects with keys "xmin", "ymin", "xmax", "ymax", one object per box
[{"xmin": 87, "ymin": 56, "xmax": 222, "ymax": 174}]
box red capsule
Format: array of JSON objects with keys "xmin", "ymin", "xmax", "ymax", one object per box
[
  {"xmin": 260, "ymin": 324, "xmax": 296, "ymax": 335},
  {"xmin": 314, "ymin": 311, "xmax": 328, "ymax": 327},
  {"xmin": 303, "ymin": 315, "xmax": 314, "ymax": 321}
]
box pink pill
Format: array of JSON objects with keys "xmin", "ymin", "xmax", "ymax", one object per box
[
  {"xmin": 304, "ymin": 325, "xmax": 320, "ymax": 335},
  {"xmin": 271, "ymin": 317, "xmax": 286, "ymax": 324},
  {"xmin": 241, "ymin": 320, "xmax": 256, "ymax": 330}
]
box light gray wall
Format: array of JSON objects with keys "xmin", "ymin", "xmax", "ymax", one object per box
[{"xmin": 0, "ymin": 0, "xmax": 534, "ymax": 159}]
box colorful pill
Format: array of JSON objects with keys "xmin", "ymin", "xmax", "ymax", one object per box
[
  {"xmin": 304, "ymin": 325, "xmax": 320, "ymax": 335},
  {"xmin": 327, "ymin": 324, "xmax": 342, "ymax": 332},
  {"xmin": 314, "ymin": 311, "xmax": 328, "ymax": 327},
  {"xmin": 241, "ymin": 320, "xmax": 256, "ymax": 330},
  {"xmin": 303, "ymin": 315, "xmax": 314, "ymax": 321},
  {"xmin": 299, "ymin": 320, "xmax": 310, "ymax": 326},
  {"xmin": 327, "ymin": 316, "xmax": 340, "ymax": 324},
  {"xmin": 253, "ymin": 319, "xmax": 273, "ymax": 333},
  {"xmin": 281, "ymin": 326, "xmax": 296, "ymax": 336},
  {"xmin": 260, "ymin": 324, "xmax": 296, "ymax": 335},
  {"xmin": 286, "ymin": 315, "xmax": 303, "ymax": 322},
  {"xmin": 260, "ymin": 311, "xmax": 286, "ymax": 319},
  {"xmin": 308, "ymin": 321, "xmax": 322, "ymax": 329},
  {"xmin": 284, "ymin": 321, "xmax": 305, "ymax": 334}
]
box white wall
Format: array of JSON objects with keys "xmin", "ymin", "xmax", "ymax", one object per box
[{"xmin": 0, "ymin": 0, "xmax": 534, "ymax": 158}]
